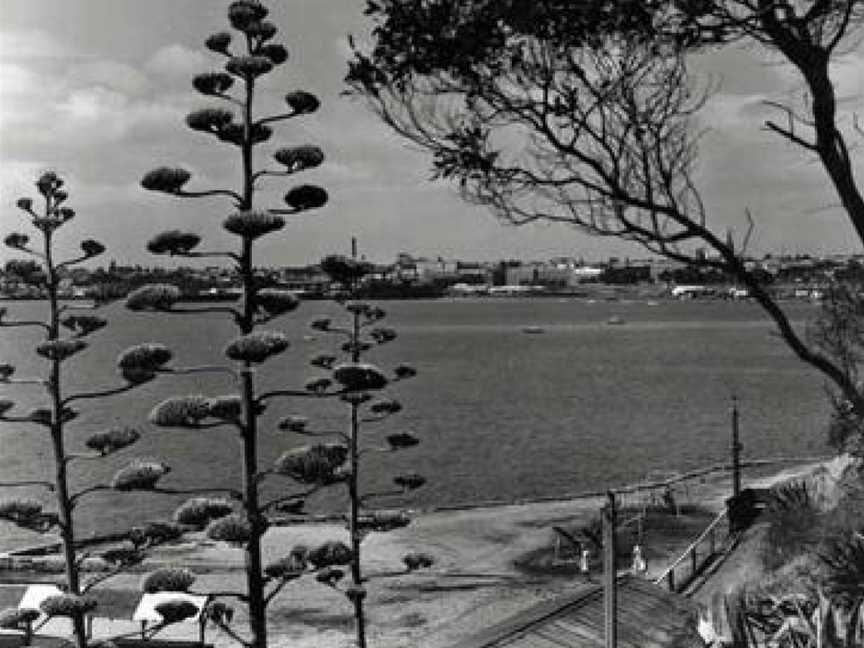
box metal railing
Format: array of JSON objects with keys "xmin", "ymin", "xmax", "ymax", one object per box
[{"xmin": 654, "ymin": 509, "xmax": 729, "ymax": 593}]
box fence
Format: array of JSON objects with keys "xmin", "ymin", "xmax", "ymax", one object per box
[{"xmin": 654, "ymin": 509, "xmax": 730, "ymax": 593}]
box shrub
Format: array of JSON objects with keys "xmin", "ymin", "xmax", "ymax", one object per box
[{"xmin": 140, "ymin": 568, "xmax": 196, "ymax": 594}]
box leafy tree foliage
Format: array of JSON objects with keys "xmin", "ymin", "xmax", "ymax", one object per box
[{"xmin": 347, "ymin": 0, "xmax": 864, "ymax": 442}]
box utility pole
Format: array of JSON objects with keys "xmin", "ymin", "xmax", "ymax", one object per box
[
  {"xmin": 603, "ymin": 491, "xmax": 617, "ymax": 648},
  {"xmin": 731, "ymin": 395, "xmax": 742, "ymax": 500}
]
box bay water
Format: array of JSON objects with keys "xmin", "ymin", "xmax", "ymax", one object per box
[{"xmin": 0, "ymin": 297, "xmax": 831, "ymax": 549}]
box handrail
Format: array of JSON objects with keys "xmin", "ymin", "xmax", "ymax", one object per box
[{"xmin": 654, "ymin": 508, "xmax": 728, "ymax": 587}]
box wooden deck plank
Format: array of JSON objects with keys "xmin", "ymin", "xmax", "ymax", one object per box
[
  {"xmin": 534, "ymin": 627, "xmax": 589, "ymax": 647},
  {"xmin": 512, "ymin": 631, "xmax": 574, "ymax": 648},
  {"xmin": 553, "ymin": 618, "xmax": 604, "ymax": 645},
  {"xmin": 447, "ymin": 576, "xmax": 698, "ymax": 648}
]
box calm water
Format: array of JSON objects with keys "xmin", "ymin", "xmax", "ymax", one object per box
[{"xmin": 0, "ymin": 297, "xmax": 831, "ymax": 548}]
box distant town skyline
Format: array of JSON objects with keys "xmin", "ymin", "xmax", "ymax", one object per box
[{"xmin": 2, "ymin": 1, "xmax": 864, "ymax": 268}]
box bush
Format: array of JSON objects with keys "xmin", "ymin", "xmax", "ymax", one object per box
[
  {"xmin": 40, "ymin": 595, "xmax": 97, "ymax": 618},
  {"xmin": 206, "ymin": 513, "xmax": 252, "ymax": 545},
  {"xmin": 762, "ymin": 481, "xmax": 823, "ymax": 571},
  {"xmin": 173, "ymin": 498, "xmax": 235, "ymax": 529},
  {"xmin": 140, "ymin": 568, "xmax": 196, "ymax": 594}
]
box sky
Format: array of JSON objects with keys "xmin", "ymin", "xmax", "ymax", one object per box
[{"xmin": 1, "ymin": 1, "xmax": 863, "ymax": 268}]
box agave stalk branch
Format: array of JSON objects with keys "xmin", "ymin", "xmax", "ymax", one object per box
[
  {"xmin": 359, "ymin": 489, "xmax": 405, "ymax": 504},
  {"xmin": 161, "ymin": 365, "xmax": 239, "ymax": 380},
  {"xmin": 210, "ymin": 617, "xmax": 252, "ymax": 648},
  {"xmin": 0, "ymin": 480, "xmax": 55, "ymax": 490},
  {"xmin": 1, "ymin": 377, "xmax": 47, "ymax": 386},
  {"xmin": 64, "ymin": 453, "xmax": 112, "ymax": 464},
  {"xmin": 260, "ymin": 487, "xmax": 319, "ymax": 512},
  {"xmin": 213, "ymin": 93, "xmax": 245, "ymax": 108},
  {"xmin": 155, "ymin": 306, "xmax": 243, "ymax": 319},
  {"xmin": 168, "ymin": 251, "xmax": 240, "ymax": 262},
  {"xmin": 0, "ymin": 321, "xmax": 51, "ymax": 333},
  {"xmin": 251, "ymin": 169, "xmax": 293, "ymax": 184},
  {"xmin": 256, "ymin": 113, "xmax": 304, "ymax": 127},
  {"xmin": 0, "ymin": 416, "xmax": 49, "ymax": 425},
  {"xmin": 58, "ymin": 304, "xmax": 100, "ymax": 314},
  {"xmin": 265, "ymin": 208, "xmax": 304, "ymax": 215},
  {"xmin": 175, "ymin": 188, "xmax": 243, "ymax": 204},
  {"xmin": 264, "ymin": 577, "xmax": 298, "ymax": 606},
  {"xmin": 153, "ymin": 486, "xmax": 243, "ymax": 499},
  {"xmin": 56, "ymin": 255, "xmax": 94, "ymax": 270},
  {"xmin": 82, "ymin": 566, "xmax": 130, "ymax": 593},
  {"xmin": 255, "ymin": 388, "xmax": 346, "ymax": 404},
  {"xmin": 62, "ymin": 383, "xmax": 137, "ymax": 406},
  {"xmin": 68, "ymin": 485, "xmax": 111, "ymax": 505}
]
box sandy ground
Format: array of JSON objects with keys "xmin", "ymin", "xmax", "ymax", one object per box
[
  {"xmin": 97, "ymin": 497, "xmax": 609, "ymax": 648},
  {"xmin": 7, "ymin": 458, "xmax": 845, "ymax": 648}
]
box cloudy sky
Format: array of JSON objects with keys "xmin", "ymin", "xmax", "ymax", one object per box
[{"xmin": 1, "ymin": 1, "xmax": 863, "ymax": 268}]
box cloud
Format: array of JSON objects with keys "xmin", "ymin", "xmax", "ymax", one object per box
[
  {"xmin": 65, "ymin": 60, "xmax": 151, "ymax": 96},
  {"xmin": 830, "ymin": 52, "xmax": 864, "ymax": 103},
  {"xmin": 0, "ymin": 28, "xmax": 78, "ymax": 62},
  {"xmin": 146, "ymin": 44, "xmax": 211, "ymax": 81}
]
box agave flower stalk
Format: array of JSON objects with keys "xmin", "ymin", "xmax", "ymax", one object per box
[
  {"xmin": 136, "ymin": 3, "xmax": 329, "ymax": 647},
  {"xmin": 0, "ymin": 173, "xmax": 157, "ymax": 648},
  {"xmin": 305, "ymin": 253, "xmax": 426, "ymax": 648}
]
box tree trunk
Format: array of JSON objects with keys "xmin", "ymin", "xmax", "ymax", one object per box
[{"xmin": 45, "ymin": 231, "xmax": 87, "ymax": 648}]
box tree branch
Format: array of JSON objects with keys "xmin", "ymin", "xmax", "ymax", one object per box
[{"xmin": 764, "ymin": 121, "xmax": 818, "ymax": 151}]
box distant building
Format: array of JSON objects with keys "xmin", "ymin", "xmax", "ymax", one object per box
[
  {"xmin": 600, "ymin": 264, "xmax": 651, "ymax": 284},
  {"xmin": 277, "ymin": 265, "xmax": 331, "ymax": 295}
]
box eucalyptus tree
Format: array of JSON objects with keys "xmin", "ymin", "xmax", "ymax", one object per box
[
  {"xmin": 0, "ymin": 172, "xmax": 204, "ymax": 648},
  {"xmin": 347, "ymin": 0, "xmax": 864, "ymax": 443}
]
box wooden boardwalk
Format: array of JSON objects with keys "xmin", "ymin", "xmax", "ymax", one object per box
[{"xmin": 449, "ymin": 576, "xmax": 701, "ymax": 648}]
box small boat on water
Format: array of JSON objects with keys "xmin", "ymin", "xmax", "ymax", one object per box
[
  {"xmin": 606, "ymin": 316, "xmax": 625, "ymax": 325},
  {"xmin": 522, "ymin": 326, "xmax": 546, "ymax": 334}
]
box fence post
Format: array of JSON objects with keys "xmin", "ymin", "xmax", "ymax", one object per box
[
  {"xmin": 731, "ymin": 395, "xmax": 742, "ymax": 500},
  {"xmin": 603, "ymin": 491, "xmax": 617, "ymax": 648}
]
